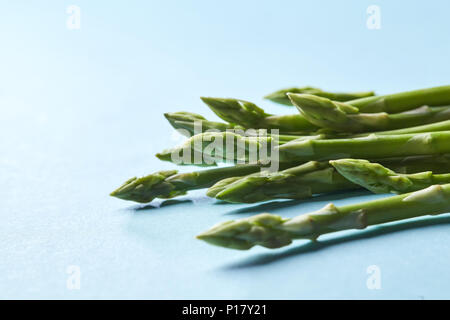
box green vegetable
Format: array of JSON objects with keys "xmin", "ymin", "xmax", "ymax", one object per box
[
  {"xmin": 351, "ymin": 119, "xmax": 450, "ymax": 137},
  {"xmin": 289, "ymin": 93, "xmax": 450, "ymax": 133},
  {"xmin": 158, "ymin": 131, "xmax": 450, "ymax": 165},
  {"xmin": 111, "ymin": 154, "xmax": 450, "ymax": 204},
  {"xmin": 197, "ymin": 184, "xmax": 450, "ymax": 250},
  {"xmin": 330, "ymin": 159, "xmax": 450, "ymax": 194},
  {"xmin": 164, "ymin": 111, "xmax": 315, "ymax": 142},
  {"xmin": 110, "ymin": 165, "xmax": 265, "ymax": 203},
  {"xmin": 207, "ymin": 161, "xmax": 357, "ymax": 203},
  {"xmin": 156, "ymin": 131, "xmax": 276, "ymax": 166},
  {"xmin": 278, "ymin": 131, "xmax": 450, "ymax": 163},
  {"xmin": 346, "ymin": 85, "xmax": 450, "ymax": 113},
  {"xmin": 164, "ymin": 112, "xmax": 240, "ymax": 137},
  {"xmin": 200, "ymin": 97, "xmax": 319, "ymax": 132},
  {"xmin": 264, "ymin": 86, "xmax": 375, "ymax": 106},
  {"xmin": 207, "ymin": 155, "xmax": 450, "ymax": 203},
  {"xmin": 110, "ymin": 160, "xmax": 310, "ymax": 203}
]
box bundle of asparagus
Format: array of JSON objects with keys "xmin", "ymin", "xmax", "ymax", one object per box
[{"xmin": 110, "ymin": 85, "xmax": 450, "ymax": 251}]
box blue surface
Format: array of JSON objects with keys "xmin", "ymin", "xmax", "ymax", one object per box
[{"xmin": 1, "ymin": 1, "xmax": 450, "ymax": 299}]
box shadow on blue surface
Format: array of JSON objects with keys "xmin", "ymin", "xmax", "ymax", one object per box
[
  {"xmin": 122, "ymin": 189, "xmax": 371, "ymax": 214},
  {"xmin": 222, "ymin": 214, "xmax": 450, "ymax": 270},
  {"xmin": 221, "ymin": 189, "xmax": 371, "ymax": 215},
  {"xmin": 132, "ymin": 199, "xmax": 193, "ymax": 211}
]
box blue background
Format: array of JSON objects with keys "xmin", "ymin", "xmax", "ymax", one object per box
[{"xmin": 1, "ymin": 0, "xmax": 450, "ymax": 299}]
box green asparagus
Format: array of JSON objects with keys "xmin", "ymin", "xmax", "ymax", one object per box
[
  {"xmin": 110, "ymin": 164, "xmax": 265, "ymax": 203},
  {"xmin": 345, "ymin": 85, "xmax": 450, "ymax": 113},
  {"xmin": 156, "ymin": 131, "xmax": 276, "ymax": 166},
  {"xmin": 200, "ymin": 97, "xmax": 319, "ymax": 132},
  {"xmin": 207, "ymin": 161, "xmax": 357, "ymax": 203},
  {"xmin": 207, "ymin": 155, "xmax": 450, "ymax": 203},
  {"xmin": 197, "ymin": 184, "xmax": 450, "ymax": 250},
  {"xmin": 330, "ymin": 159, "xmax": 450, "ymax": 194},
  {"xmin": 289, "ymin": 93, "xmax": 450, "ymax": 133},
  {"xmin": 157, "ymin": 131, "xmax": 450, "ymax": 165},
  {"xmin": 164, "ymin": 112, "xmax": 240, "ymax": 137},
  {"xmin": 277, "ymin": 131, "xmax": 450, "ymax": 163},
  {"xmin": 111, "ymin": 154, "xmax": 450, "ymax": 204},
  {"xmin": 264, "ymin": 86, "xmax": 375, "ymax": 106},
  {"xmin": 167, "ymin": 110, "xmax": 450, "ymax": 139},
  {"xmin": 352, "ymin": 119, "xmax": 450, "ymax": 137}
]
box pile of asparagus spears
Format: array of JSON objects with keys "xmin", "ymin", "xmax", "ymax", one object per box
[{"xmin": 111, "ymin": 85, "xmax": 450, "ymax": 250}]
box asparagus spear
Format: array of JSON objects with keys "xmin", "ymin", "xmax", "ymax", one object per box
[
  {"xmin": 110, "ymin": 160, "xmax": 308, "ymax": 203},
  {"xmin": 200, "ymin": 87, "xmax": 450, "ymax": 133},
  {"xmin": 277, "ymin": 131, "xmax": 450, "ymax": 163},
  {"xmin": 158, "ymin": 131, "xmax": 450, "ymax": 165},
  {"xmin": 264, "ymin": 86, "xmax": 375, "ymax": 106},
  {"xmin": 351, "ymin": 119, "xmax": 450, "ymax": 137},
  {"xmin": 164, "ymin": 111, "xmax": 315, "ymax": 142},
  {"xmin": 289, "ymin": 93, "xmax": 450, "ymax": 133},
  {"xmin": 164, "ymin": 112, "xmax": 239, "ymax": 137},
  {"xmin": 110, "ymin": 165, "xmax": 264, "ymax": 203},
  {"xmin": 200, "ymin": 97, "xmax": 319, "ymax": 132},
  {"xmin": 207, "ymin": 161, "xmax": 357, "ymax": 203},
  {"xmin": 156, "ymin": 131, "xmax": 276, "ymax": 166},
  {"xmin": 112, "ymin": 154, "xmax": 450, "ymax": 204},
  {"xmin": 330, "ymin": 159, "xmax": 450, "ymax": 194},
  {"xmin": 197, "ymin": 184, "xmax": 450, "ymax": 250},
  {"xmin": 346, "ymin": 85, "xmax": 450, "ymax": 113},
  {"xmin": 167, "ymin": 110, "xmax": 450, "ymax": 140},
  {"xmin": 207, "ymin": 155, "xmax": 450, "ymax": 203},
  {"xmin": 371, "ymin": 154, "xmax": 450, "ymax": 174}
]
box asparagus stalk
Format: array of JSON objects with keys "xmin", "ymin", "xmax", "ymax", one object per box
[
  {"xmin": 156, "ymin": 131, "xmax": 276, "ymax": 166},
  {"xmin": 346, "ymin": 85, "xmax": 450, "ymax": 113},
  {"xmin": 370, "ymin": 154, "xmax": 450, "ymax": 174},
  {"xmin": 200, "ymin": 97, "xmax": 319, "ymax": 132},
  {"xmin": 164, "ymin": 112, "xmax": 314, "ymax": 142},
  {"xmin": 277, "ymin": 131, "xmax": 450, "ymax": 163},
  {"xmin": 167, "ymin": 111, "xmax": 450, "ymax": 140},
  {"xmin": 112, "ymin": 154, "xmax": 450, "ymax": 204},
  {"xmin": 264, "ymin": 86, "xmax": 375, "ymax": 106},
  {"xmin": 352, "ymin": 119, "xmax": 450, "ymax": 137},
  {"xmin": 207, "ymin": 155, "xmax": 450, "ymax": 203},
  {"xmin": 199, "ymin": 87, "xmax": 450, "ymax": 133},
  {"xmin": 158, "ymin": 131, "xmax": 450, "ymax": 165},
  {"xmin": 207, "ymin": 161, "xmax": 357, "ymax": 203},
  {"xmin": 110, "ymin": 160, "xmax": 307, "ymax": 203},
  {"xmin": 110, "ymin": 165, "xmax": 264, "ymax": 203},
  {"xmin": 197, "ymin": 184, "xmax": 450, "ymax": 250},
  {"xmin": 330, "ymin": 159, "xmax": 450, "ymax": 194},
  {"xmin": 289, "ymin": 93, "xmax": 450, "ymax": 133},
  {"xmin": 164, "ymin": 112, "xmax": 240, "ymax": 137}
]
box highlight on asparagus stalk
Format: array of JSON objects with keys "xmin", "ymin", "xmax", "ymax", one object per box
[
  {"xmin": 351, "ymin": 119, "xmax": 450, "ymax": 137},
  {"xmin": 346, "ymin": 85, "xmax": 450, "ymax": 113},
  {"xmin": 289, "ymin": 93, "xmax": 450, "ymax": 133},
  {"xmin": 264, "ymin": 86, "xmax": 375, "ymax": 106},
  {"xmin": 277, "ymin": 131, "xmax": 450, "ymax": 163},
  {"xmin": 330, "ymin": 159, "xmax": 450, "ymax": 194},
  {"xmin": 200, "ymin": 97, "xmax": 319, "ymax": 132},
  {"xmin": 197, "ymin": 184, "xmax": 450, "ymax": 250}
]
